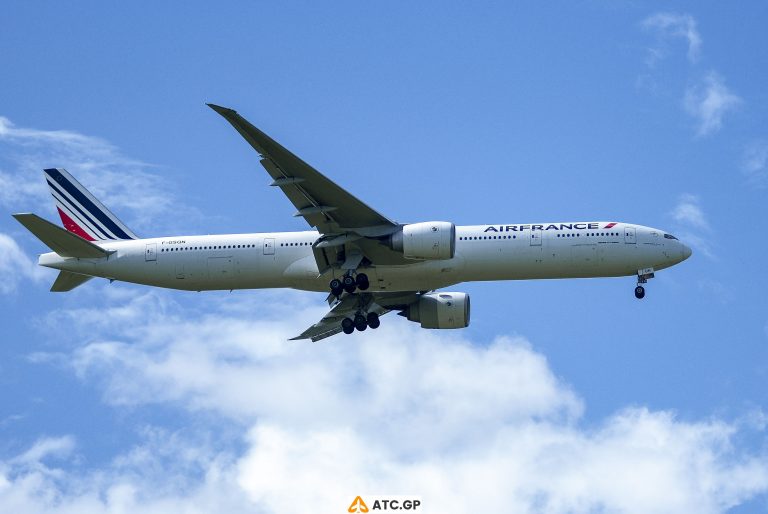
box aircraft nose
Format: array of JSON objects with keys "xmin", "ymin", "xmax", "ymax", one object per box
[{"xmin": 681, "ymin": 244, "xmax": 692, "ymax": 261}]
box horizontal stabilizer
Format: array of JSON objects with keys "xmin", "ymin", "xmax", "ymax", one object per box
[
  {"xmin": 50, "ymin": 271, "xmax": 93, "ymax": 292},
  {"xmin": 12, "ymin": 213, "xmax": 110, "ymax": 258}
]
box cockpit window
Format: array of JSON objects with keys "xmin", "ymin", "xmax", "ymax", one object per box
[{"xmin": 663, "ymin": 233, "xmax": 678, "ymax": 240}]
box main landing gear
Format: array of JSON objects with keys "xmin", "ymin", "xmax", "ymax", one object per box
[
  {"xmin": 329, "ymin": 272, "xmax": 369, "ymax": 297},
  {"xmin": 634, "ymin": 267, "xmax": 654, "ymax": 300},
  {"xmin": 341, "ymin": 312, "xmax": 380, "ymax": 335}
]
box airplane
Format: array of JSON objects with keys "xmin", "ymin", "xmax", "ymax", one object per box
[{"xmin": 12, "ymin": 104, "xmax": 692, "ymax": 341}]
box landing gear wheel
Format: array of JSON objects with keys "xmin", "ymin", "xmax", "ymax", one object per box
[
  {"xmin": 356, "ymin": 273, "xmax": 370, "ymax": 291},
  {"xmin": 341, "ymin": 318, "xmax": 355, "ymax": 334},
  {"xmin": 330, "ymin": 278, "xmax": 343, "ymax": 297},
  {"xmin": 354, "ymin": 314, "xmax": 367, "ymax": 331},
  {"xmin": 343, "ymin": 275, "xmax": 357, "ymax": 294},
  {"xmin": 634, "ymin": 286, "xmax": 645, "ymax": 299},
  {"xmin": 367, "ymin": 312, "xmax": 380, "ymax": 329}
]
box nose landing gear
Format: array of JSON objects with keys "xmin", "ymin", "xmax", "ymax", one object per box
[{"xmin": 634, "ymin": 267, "xmax": 654, "ymax": 300}]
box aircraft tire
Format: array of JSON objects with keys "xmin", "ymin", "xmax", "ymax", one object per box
[
  {"xmin": 367, "ymin": 312, "xmax": 380, "ymax": 329},
  {"xmin": 343, "ymin": 275, "xmax": 357, "ymax": 293},
  {"xmin": 354, "ymin": 314, "xmax": 368, "ymax": 331},
  {"xmin": 634, "ymin": 286, "xmax": 645, "ymax": 299},
  {"xmin": 341, "ymin": 318, "xmax": 355, "ymax": 334},
  {"xmin": 356, "ymin": 273, "xmax": 370, "ymax": 291}
]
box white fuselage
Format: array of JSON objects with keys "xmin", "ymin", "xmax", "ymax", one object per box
[{"xmin": 38, "ymin": 221, "xmax": 689, "ymax": 293}]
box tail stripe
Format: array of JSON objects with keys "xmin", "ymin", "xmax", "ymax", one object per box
[
  {"xmin": 56, "ymin": 207, "xmax": 96, "ymax": 241},
  {"xmin": 45, "ymin": 170, "xmax": 131, "ymax": 239},
  {"xmin": 43, "ymin": 169, "xmax": 135, "ymax": 240},
  {"xmin": 47, "ymin": 179, "xmax": 115, "ymax": 240}
]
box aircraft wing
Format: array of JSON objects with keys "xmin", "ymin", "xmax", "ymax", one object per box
[
  {"xmin": 290, "ymin": 291, "xmax": 420, "ymax": 342},
  {"xmin": 208, "ymin": 104, "xmax": 398, "ymax": 236}
]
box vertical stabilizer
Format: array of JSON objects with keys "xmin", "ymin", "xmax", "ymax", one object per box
[{"xmin": 43, "ymin": 168, "xmax": 137, "ymax": 241}]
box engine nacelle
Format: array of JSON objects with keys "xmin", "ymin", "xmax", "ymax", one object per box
[
  {"xmin": 406, "ymin": 292, "xmax": 470, "ymax": 329},
  {"xmin": 389, "ymin": 221, "xmax": 456, "ymax": 260}
]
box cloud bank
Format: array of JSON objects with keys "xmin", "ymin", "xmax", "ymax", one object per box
[{"xmin": 3, "ymin": 289, "xmax": 765, "ymax": 514}]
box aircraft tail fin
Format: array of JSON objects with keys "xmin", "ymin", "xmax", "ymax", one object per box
[
  {"xmin": 12, "ymin": 213, "xmax": 111, "ymax": 258},
  {"xmin": 43, "ymin": 168, "xmax": 138, "ymax": 241},
  {"xmin": 50, "ymin": 271, "xmax": 93, "ymax": 292}
]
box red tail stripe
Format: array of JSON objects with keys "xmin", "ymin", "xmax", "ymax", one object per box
[{"xmin": 57, "ymin": 207, "xmax": 95, "ymax": 241}]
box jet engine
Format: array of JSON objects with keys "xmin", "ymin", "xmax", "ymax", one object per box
[
  {"xmin": 388, "ymin": 221, "xmax": 456, "ymax": 260},
  {"xmin": 404, "ymin": 292, "xmax": 470, "ymax": 329}
]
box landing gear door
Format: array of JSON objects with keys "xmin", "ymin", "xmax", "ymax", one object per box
[
  {"xmin": 145, "ymin": 243, "xmax": 157, "ymax": 261},
  {"xmin": 263, "ymin": 238, "xmax": 275, "ymax": 255},
  {"xmin": 624, "ymin": 227, "xmax": 636, "ymax": 244},
  {"xmin": 530, "ymin": 229, "xmax": 542, "ymax": 246}
]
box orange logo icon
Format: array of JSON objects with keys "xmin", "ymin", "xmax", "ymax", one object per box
[{"xmin": 348, "ymin": 496, "xmax": 369, "ymax": 513}]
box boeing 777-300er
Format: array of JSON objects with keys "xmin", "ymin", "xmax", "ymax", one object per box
[{"xmin": 13, "ymin": 104, "xmax": 692, "ymax": 341}]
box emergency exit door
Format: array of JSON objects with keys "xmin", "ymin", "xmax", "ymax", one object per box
[
  {"xmin": 145, "ymin": 243, "xmax": 157, "ymax": 261},
  {"xmin": 624, "ymin": 227, "xmax": 636, "ymax": 244}
]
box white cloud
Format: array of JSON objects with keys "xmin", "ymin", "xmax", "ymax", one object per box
[
  {"xmin": 12, "ymin": 436, "xmax": 76, "ymax": 466},
  {"xmin": 642, "ymin": 12, "xmax": 702, "ymax": 64},
  {"xmin": 640, "ymin": 14, "xmax": 743, "ymax": 139},
  {"xmin": 0, "ymin": 116, "xmax": 194, "ymax": 233},
  {"xmin": 742, "ymin": 140, "xmax": 768, "ymax": 187},
  {"xmin": 683, "ymin": 73, "xmax": 741, "ymax": 137},
  {"xmin": 672, "ymin": 194, "xmax": 708, "ymax": 230},
  {"xmin": 0, "ymin": 232, "xmax": 49, "ymax": 294},
  {"xmin": 670, "ymin": 194, "xmax": 713, "ymax": 259},
  {"xmin": 10, "ymin": 290, "xmax": 767, "ymax": 513}
]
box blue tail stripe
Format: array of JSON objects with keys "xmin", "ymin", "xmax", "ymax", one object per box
[
  {"xmin": 44, "ymin": 169, "xmax": 132, "ymax": 240},
  {"xmin": 46, "ymin": 179, "xmax": 115, "ymax": 240}
]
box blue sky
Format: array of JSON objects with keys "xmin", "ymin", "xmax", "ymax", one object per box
[{"xmin": 1, "ymin": 2, "xmax": 768, "ymax": 512}]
